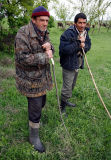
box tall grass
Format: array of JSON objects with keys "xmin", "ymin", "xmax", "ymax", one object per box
[{"xmin": 0, "ymin": 27, "xmax": 111, "ymax": 160}]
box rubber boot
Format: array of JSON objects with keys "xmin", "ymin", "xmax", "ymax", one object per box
[{"xmin": 29, "ymin": 121, "xmax": 45, "ymax": 153}]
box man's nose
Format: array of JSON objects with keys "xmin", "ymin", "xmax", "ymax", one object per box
[{"xmin": 44, "ymin": 21, "xmax": 48, "ymax": 25}]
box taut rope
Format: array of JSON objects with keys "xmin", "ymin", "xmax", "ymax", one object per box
[{"xmin": 82, "ymin": 48, "xmax": 111, "ymax": 120}]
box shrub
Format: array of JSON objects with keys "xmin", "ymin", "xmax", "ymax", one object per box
[{"xmin": 48, "ymin": 15, "xmax": 55, "ymax": 28}]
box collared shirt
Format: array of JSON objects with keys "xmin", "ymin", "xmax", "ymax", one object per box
[{"xmin": 75, "ymin": 25, "xmax": 87, "ymax": 38}]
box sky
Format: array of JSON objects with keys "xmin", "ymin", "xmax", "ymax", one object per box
[{"xmin": 49, "ymin": 0, "xmax": 111, "ymax": 21}]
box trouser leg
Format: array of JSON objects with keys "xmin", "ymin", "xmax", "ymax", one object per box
[
  {"xmin": 61, "ymin": 68, "xmax": 78, "ymax": 102},
  {"xmin": 27, "ymin": 95, "xmax": 46, "ymax": 123},
  {"xmin": 60, "ymin": 68, "xmax": 78, "ymax": 110},
  {"xmin": 72, "ymin": 70, "xmax": 79, "ymax": 90},
  {"xmin": 42, "ymin": 95, "xmax": 46, "ymax": 108}
]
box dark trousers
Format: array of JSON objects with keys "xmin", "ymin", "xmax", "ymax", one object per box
[{"xmin": 27, "ymin": 95, "xmax": 46, "ymax": 123}]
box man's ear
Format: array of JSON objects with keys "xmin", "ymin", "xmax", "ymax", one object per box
[{"xmin": 31, "ymin": 18, "xmax": 36, "ymax": 24}]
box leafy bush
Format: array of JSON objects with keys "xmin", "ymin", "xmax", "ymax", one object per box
[{"xmin": 48, "ymin": 15, "xmax": 55, "ymax": 28}]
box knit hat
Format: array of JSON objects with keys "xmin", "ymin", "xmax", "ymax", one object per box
[{"xmin": 31, "ymin": 6, "xmax": 50, "ymax": 18}]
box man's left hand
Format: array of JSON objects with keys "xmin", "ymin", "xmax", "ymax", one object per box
[{"xmin": 42, "ymin": 42, "xmax": 51, "ymax": 51}]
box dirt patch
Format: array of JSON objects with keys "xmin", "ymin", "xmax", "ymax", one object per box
[
  {"xmin": 0, "ymin": 68, "xmax": 15, "ymax": 79},
  {"xmin": 0, "ymin": 57, "xmax": 13, "ymax": 66},
  {"xmin": 4, "ymin": 105, "xmax": 19, "ymax": 114}
]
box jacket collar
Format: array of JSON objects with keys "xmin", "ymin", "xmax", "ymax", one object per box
[
  {"xmin": 68, "ymin": 25, "xmax": 78, "ymax": 34},
  {"xmin": 68, "ymin": 25, "xmax": 87, "ymax": 35},
  {"xmin": 28, "ymin": 21, "xmax": 37, "ymax": 37}
]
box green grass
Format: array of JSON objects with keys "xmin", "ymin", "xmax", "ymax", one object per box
[{"xmin": 0, "ymin": 27, "xmax": 111, "ymax": 160}]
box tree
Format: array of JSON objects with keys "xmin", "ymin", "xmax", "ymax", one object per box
[
  {"xmin": 0, "ymin": 0, "xmax": 33, "ymax": 32},
  {"xmin": 0, "ymin": 0, "xmax": 55, "ymax": 54},
  {"xmin": 0, "ymin": 0, "xmax": 55, "ymax": 32},
  {"xmin": 52, "ymin": 0, "xmax": 74, "ymax": 28},
  {"xmin": 66, "ymin": 0, "xmax": 111, "ymax": 29}
]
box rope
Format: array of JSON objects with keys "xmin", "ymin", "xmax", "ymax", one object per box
[
  {"xmin": 82, "ymin": 48, "xmax": 111, "ymax": 120},
  {"xmin": 51, "ymin": 46, "xmax": 111, "ymax": 149}
]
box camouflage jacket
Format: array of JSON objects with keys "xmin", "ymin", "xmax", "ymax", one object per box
[{"xmin": 15, "ymin": 21, "xmax": 54, "ymax": 97}]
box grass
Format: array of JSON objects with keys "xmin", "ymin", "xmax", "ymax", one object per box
[{"xmin": 0, "ymin": 27, "xmax": 111, "ymax": 160}]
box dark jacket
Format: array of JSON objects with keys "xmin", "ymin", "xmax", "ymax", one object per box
[
  {"xmin": 15, "ymin": 21, "xmax": 54, "ymax": 97},
  {"xmin": 59, "ymin": 25, "xmax": 91, "ymax": 70}
]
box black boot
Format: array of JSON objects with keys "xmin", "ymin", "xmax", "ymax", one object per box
[
  {"xmin": 29, "ymin": 122, "xmax": 45, "ymax": 153},
  {"xmin": 60, "ymin": 100, "xmax": 66, "ymax": 113},
  {"xmin": 65, "ymin": 101, "xmax": 76, "ymax": 107}
]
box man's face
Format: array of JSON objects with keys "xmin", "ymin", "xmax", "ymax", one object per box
[
  {"xmin": 75, "ymin": 18, "xmax": 87, "ymax": 32},
  {"xmin": 32, "ymin": 16, "xmax": 49, "ymax": 31}
]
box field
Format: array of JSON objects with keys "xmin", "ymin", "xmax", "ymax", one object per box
[{"xmin": 0, "ymin": 27, "xmax": 111, "ymax": 160}]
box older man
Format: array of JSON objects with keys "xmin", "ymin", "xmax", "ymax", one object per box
[{"xmin": 15, "ymin": 6, "xmax": 54, "ymax": 152}]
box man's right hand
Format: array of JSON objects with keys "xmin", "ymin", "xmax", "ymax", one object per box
[{"xmin": 79, "ymin": 36, "xmax": 85, "ymax": 48}]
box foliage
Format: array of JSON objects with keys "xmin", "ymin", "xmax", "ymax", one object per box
[
  {"xmin": 0, "ymin": 0, "xmax": 33, "ymax": 31},
  {"xmin": 0, "ymin": 27, "xmax": 111, "ymax": 159},
  {"xmin": 0, "ymin": 0, "xmax": 54, "ymax": 31},
  {"xmin": 0, "ymin": 0, "xmax": 56, "ymax": 55},
  {"xmin": 0, "ymin": 18, "xmax": 9, "ymax": 30},
  {"xmin": 52, "ymin": 1, "xmax": 73, "ymax": 25},
  {"xmin": 48, "ymin": 16, "xmax": 55, "ymax": 28},
  {"xmin": 66, "ymin": 0, "xmax": 111, "ymax": 26}
]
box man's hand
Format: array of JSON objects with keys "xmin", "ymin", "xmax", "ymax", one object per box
[
  {"xmin": 80, "ymin": 42, "xmax": 85, "ymax": 48},
  {"xmin": 42, "ymin": 42, "xmax": 53, "ymax": 59},
  {"xmin": 79, "ymin": 36, "xmax": 85, "ymax": 43},
  {"xmin": 45, "ymin": 50, "xmax": 53, "ymax": 59},
  {"xmin": 79, "ymin": 35, "xmax": 85, "ymax": 48},
  {"xmin": 42, "ymin": 42, "xmax": 51, "ymax": 51}
]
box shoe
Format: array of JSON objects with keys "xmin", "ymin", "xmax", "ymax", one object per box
[
  {"xmin": 65, "ymin": 101, "xmax": 76, "ymax": 107},
  {"xmin": 60, "ymin": 100, "xmax": 68, "ymax": 117},
  {"xmin": 60, "ymin": 100, "xmax": 66, "ymax": 113}
]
